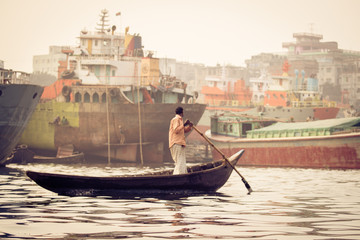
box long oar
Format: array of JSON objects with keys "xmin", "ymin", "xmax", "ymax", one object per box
[{"xmin": 191, "ymin": 124, "xmax": 253, "ymax": 194}]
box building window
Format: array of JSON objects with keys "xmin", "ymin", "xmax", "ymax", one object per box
[
  {"xmin": 93, "ymin": 93, "xmax": 99, "ymax": 103},
  {"xmin": 84, "ymin": 92, "xmax": 90, "ymax": 102},
  {"xmin": 101, "ymin": 93, "xmax": 107, "ymax": 103},
  {"xmin": 95, "ymin": 40, "xmax": 98, "ymax": 46},
  {"xmin": 326, "ymin": 68, "xmax": 331, "ymax": 73},
  {"xmin": 75, "ymin": 92, "xmax": 82, "ymax": 102}
]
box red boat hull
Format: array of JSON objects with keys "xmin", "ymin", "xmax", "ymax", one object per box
[{"xmin": 208, "ymin": 132, "xmax": 360, "ymax": 169}]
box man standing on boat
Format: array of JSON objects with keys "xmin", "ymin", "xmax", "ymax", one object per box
[{"xmin": 169, "ymin": 106, "xmax": 193, "ymax": 175}]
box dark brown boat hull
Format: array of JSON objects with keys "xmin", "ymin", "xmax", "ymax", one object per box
[{"xmin": 26, "ymin": 150, "xmax": 244, "ymax": 197}]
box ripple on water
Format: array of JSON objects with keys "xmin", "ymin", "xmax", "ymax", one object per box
[{"xmin": 0, "ymin": 164, "xmax": 360, "ymax": 239}]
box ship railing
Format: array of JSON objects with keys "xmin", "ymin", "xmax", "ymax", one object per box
[
  {"xmin": 291, "ymin": 100, "xmax": 337, "ymax": 108},
  {"xmin": 331, "ymin": 128, "xmax": 360, "ymax": 135},
  {"xmin": 207, "ymin": 99, "xmax": 252, "ymax": 107},
  {"xmin": 0, "ymin": 69, "xmax": 30, "ymax": 84}
]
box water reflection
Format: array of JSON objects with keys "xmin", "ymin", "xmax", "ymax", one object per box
[{"xmin": 1, "ymin": 164, "xmax": 360, "ymax": 239}]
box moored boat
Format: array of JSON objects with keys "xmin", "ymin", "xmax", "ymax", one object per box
[
  {"xmin": 206, "ymin": 115, "xmax": 360, "ymax": 169},
  {"xmin": 0, "ymin": 65, "xmax": 44, "ymax": 166},
  {"xmin": 26, "ymin": 150, "xmax": 245, "ymax": 197},
  {"xmin": 9, "ymin": 143, "xmax": 85, "ymax": 165},
  {"xmin": 30, "ymin": 152, "xmax": 85, "ymax": 164}
]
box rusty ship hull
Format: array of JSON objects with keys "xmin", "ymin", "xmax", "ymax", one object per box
[
  {"xmin": 20, "ymin": 86, "xmax": 206, "ymax": 163},
  {"xmin": 207, "ymin": 132, "xmax": 360, "ymax": 169}
]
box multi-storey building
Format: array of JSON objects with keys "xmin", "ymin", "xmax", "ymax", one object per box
[
  {"xmin": 245, "ymin": 53, "xmax": 287, "ymax": 78},
  {"xmin": 33, "ymin": 46, "xmax": 68, "ymax": 77},
  {"xmin": 339, "ymin": 57, "xmax": 360, "ymax": 107},
  {"xmin": 282, "ymin": 32, "xmax": 360, "ymax": 108}
]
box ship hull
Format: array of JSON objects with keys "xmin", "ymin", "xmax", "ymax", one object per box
[
  {"xmin": 206, "ymin": 131, "xmax": 360, "ymax": 169},
  {"xmin": 0, "ymin": 84, "xmax": 43, "ymax": 166},
  {"xmin": 20, "ymin": 101, "xmax": 206, "ymax": 162},
  {"xmin": 265, "ymin": 106, "xmax": 340, "ymax": 121}
]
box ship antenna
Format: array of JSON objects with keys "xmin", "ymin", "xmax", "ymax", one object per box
[
  {"xmin": 308, "ymin": 23, "xmax": 314, "ymax": 33},
  {"xmin": 96, "ymin": 9, "xmax": 110, "ymax": 33}
]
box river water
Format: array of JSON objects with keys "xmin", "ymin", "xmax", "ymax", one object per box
[{"xmin": 1, "ymin": 160, "xmax": 360, "ymax": 239}]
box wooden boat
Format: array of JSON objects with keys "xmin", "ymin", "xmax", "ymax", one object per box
[
  {"xmin": 26, "ymin": 150, "xmax": 244, "ymax": 197},
  {"xmin": 10, "ymin": 144, "xmax": 84, "ymax": 164},
  {"xmin": 29, "ymin": 144, "xmax": 85, "ymax": 164},
  {"xmin": 207, "ymin": 115, "xmax": 360, "ymax": 169},
  {"xmin": 30, "ymin": 152, "xmax": 85, "ymax": 164}
]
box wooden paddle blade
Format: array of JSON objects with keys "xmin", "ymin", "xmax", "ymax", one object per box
[{"xmin": 242, "ymin": 179, "xmax": 253, "ymax": 194}]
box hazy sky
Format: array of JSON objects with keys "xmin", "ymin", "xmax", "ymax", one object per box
[{"xmin": 1, "ymin": 0, "xmax": 360, "ymax": 72}]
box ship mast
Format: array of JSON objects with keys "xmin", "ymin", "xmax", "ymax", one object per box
[
  {"xmin": 96, "ymin": 9, "xmax": 112, "ymax": 164},
  {"xmin": 96, "ymin": 9, "xmax": 110, "ymax": 33}
]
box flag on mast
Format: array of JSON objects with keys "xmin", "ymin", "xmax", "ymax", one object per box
[{"xmin": 116, "ymin": 12, "xmax": 121, "ymax": 16}]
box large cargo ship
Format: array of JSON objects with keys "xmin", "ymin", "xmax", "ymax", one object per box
[
  {"xmin": 20, "ymin": 10, "xmax": 205, "ymax": 163},
  {"xmin": 206, "ymin": 114, "xmax": 360, "ymax": 169},
  {"xmin": 0, "ymin": 66, "xmax": 43, "ymax": 166}
]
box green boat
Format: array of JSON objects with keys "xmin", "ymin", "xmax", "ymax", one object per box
[{"xmin": 207, "ymin": 115, "xmax": 360, "ymax": 169}]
